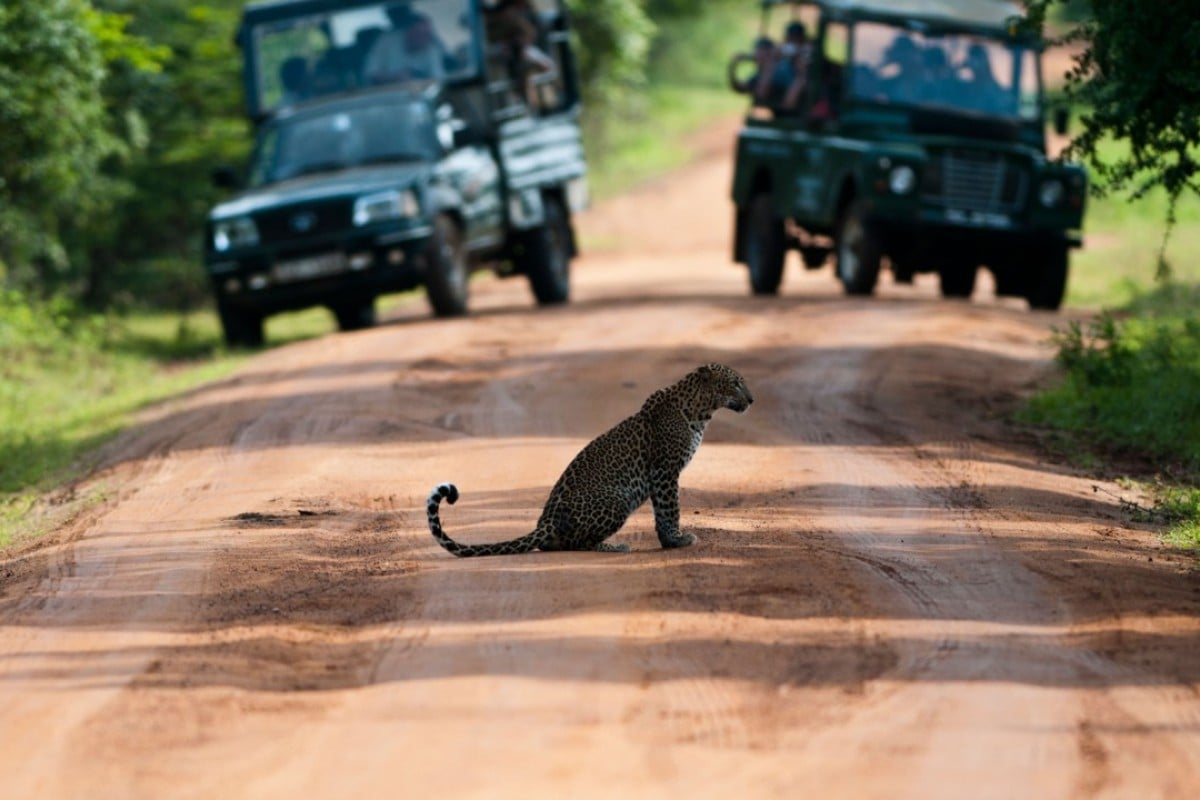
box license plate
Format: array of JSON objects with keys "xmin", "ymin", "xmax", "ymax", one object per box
[
  {"xmin": 945, "ymin": 208, "xmax": 1012, "ymax": 228},
  {"xmin": 272, "ymin": 252, "xmax": 346, "ymax": 283}
]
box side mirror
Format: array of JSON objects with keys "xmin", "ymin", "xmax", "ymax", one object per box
[
  {"xmin": 1053, "ymin": 107, "xmax": 1069, "ymax": 136},
  {"xmin": 212, "ymin": 166, "xmax": 240, "ymax": 190}
]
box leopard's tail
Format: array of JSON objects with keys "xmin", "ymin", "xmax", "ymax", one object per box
[{"xmin": 426, "ymin": 483, "xmax": 544, "ymax": 557}]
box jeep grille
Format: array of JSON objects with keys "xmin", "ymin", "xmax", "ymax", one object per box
[
  {"xmin": 922, "ymin": 150, "xmax": 1027, "ymax": 213},
  {"xmin": 255, "ymin": 200, "xmax": 353, "ymax": 244}
]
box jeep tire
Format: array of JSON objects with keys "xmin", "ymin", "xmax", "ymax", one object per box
[
  {"xmin": 332, "ymin": 299, "xmax": 377, "ymax": 331},
  {"xmin": 836, "ymin": 199, "xmax": 882, "ymax": 296},
  {"xmin": 424, "ymin": 214, "xmax": 469, "ymax": 318},
  {"xmin": 1025, "ymin": 246, "xmax": 1069, "ymax": 311},
  {"xmin": 745, "ymin": 193, "xmax": 787, "ymax": 295},
  {"xmin": 518, "ymin": 195, "xmax": 571, "ymax": 306},
  {"xmin": 217, "ymin": 299, "xmax": 264, "ymax": 348}
]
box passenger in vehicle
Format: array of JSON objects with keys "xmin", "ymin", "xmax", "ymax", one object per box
[
  {"xmin": 776, "ymin": 21, "xmax": 813, "ymax": 109},
  {"xmin": 488, "ymin": 0, "xmax": 557, "ymax": 108},
  {"xmin": 730, "ymin": 36, "xmax": 779, "ymax": 103},
  {"xmin": 919, "ymin": 45, "xmax": 954, "ymax": 104},
  {"xmin": 363, "ymin": 4, "xmax": 452, "ymax": 85},
  {"xmin": 878, "ymin": 34, "xmax": 923, "ymax": 104},
  {"xmin": 309, "ymin": 51, "xmax": 348, "ymax": 96},
  {"xmin": 961, "ymin": 43, "xmax": 1008, "ymax": 115},
  {"xmin": 279, "ymin": 56, "xmax": 311, "ymax": 105}
]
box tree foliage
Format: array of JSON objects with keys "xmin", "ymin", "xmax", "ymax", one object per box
[
  {"xmin": 1027, "ymin": 0, "xmax": 1200, "ymax": 261},
  {"xmin": 86, "ymin": 1, "xmax": 248, "ymax": 309},
  {"xmin": 0, "ymin": 1, "xmax": 121, "ymax": 288}
]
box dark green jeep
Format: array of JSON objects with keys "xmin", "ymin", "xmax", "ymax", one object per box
[
  {"xmin": 206, "ymin": 0, "xmax": 588, "ymax": 346},
  {"xmin": 730, "ymin": 0, "xmax": 1086, "ymax": 308}
]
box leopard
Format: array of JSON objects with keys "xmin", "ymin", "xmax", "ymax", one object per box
[{"xmin": 426, "ymin": 363, "xmax": 753, "ymax": 557}]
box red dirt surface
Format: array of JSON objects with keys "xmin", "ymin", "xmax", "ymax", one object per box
[{"xmin": 2, "ymin": 120, "xmax": 1198, "ymax": 799}]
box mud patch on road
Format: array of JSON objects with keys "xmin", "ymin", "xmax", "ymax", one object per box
[{"xmin": 136, "ymin": 498, "xmax": 421, "ymax": 694}]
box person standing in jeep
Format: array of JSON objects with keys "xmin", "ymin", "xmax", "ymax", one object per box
[
  {"xmin": 730, "ymin": 0, "xmax": 1086, "ymax": 309},
  {"xmin": 204, "ymin": 0, "xmax": 588, "ymax": 347}
]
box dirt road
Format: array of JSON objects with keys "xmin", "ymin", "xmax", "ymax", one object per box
[{"xmin": 2, "ymin": 123, "xmax": 1198, "ymax": 799}]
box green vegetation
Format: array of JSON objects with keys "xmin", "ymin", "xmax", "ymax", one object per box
[
  {"xmin": 1021, "ymin": 284, "xmax": 1200, "ymax": 548},
  {"xmin": 0, "ymin": 289, "xmax": 372, "ymax": 545},
  {"xmin": 0, "ymin": 289, "xmax": 232, "ymax": 545},
  {"xmin": 1067, "ymin": 181, "xmax": 1200, "ymax": 308},
  {"xmin": 1027, "ymin": 0, "xmax": 1200, "ymax": 259},
  {"xmin": 1020, "ymin": 1, "xmax": 1200, "ymax": 549},
  {"xmin": 583, "ymin": 0, "xmax": 751, "ymax": 198}
]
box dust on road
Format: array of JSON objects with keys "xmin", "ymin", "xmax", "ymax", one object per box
[{"xmin": 1, "ymin": 120, "xmax": 1198, "ymax": 799}]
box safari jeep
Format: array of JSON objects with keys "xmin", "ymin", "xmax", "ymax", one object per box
[
  {"xmin": 205, "ymin": 0, "xmax": 588, "ymax": 346},
  {"xmin": 730, "ymin": 0, "xmax": 1086, "ymax": 309}
]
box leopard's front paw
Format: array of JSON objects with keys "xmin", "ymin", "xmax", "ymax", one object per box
[{"xmin": 659, "ymin": 532, "xmax": 697, "ymax": 549}]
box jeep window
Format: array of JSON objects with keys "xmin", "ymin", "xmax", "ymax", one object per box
[
  {"xmin": 252, "ymin": 0, "xmax": 478, "ymax": 114},
  {"xmin": 848, "ymin": 22, "xmax": 1040, "ymax": 121},
  {"xmin": 247, "ymin": 99, "xmax": 438, "ymax": 187}
]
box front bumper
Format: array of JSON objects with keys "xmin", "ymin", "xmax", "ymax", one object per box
[{"xmin": 205, "ymin": 224, "xmax": 432, "ymax": 314}]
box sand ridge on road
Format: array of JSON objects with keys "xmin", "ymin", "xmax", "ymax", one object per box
[{"xmin": 1, "ymin": 122, "xmax": 1198, "ymax": 798}]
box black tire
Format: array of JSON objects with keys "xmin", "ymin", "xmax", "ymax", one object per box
[
  {"xmin": 800, "ymin": 246, "xmax": 830, "ymax": 270},
  {"xmin": 745, "ymin": 193, "xmax": 786, "ymax": 295},
  {"xmin": 424, "ymin": 214, "xmax": 469, "ymax": 318},
  {"xmin": 217, "ymin": 300, "xmax": 264, "ymax": 348},
  {"xmin": 938, "ymin": 263, "xmax": 977, "ymax": 299},
  {"xmin": 332, "ymin": 299, "xmax": 377, "ymax": 331},
  {"xmin": 516, "ymin": 196, "xmax": 571, "ymax": 306},
  {"xmin": 1026, "ymin": 246, "xmax": 1069, "ymax": 311},
  {"xmin": 835, "ymin": 199, "xmax": 882, "ymax": 296}
]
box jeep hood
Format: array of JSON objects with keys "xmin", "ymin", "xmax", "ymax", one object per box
[{"xmin": 210, "ymin": 163, "xmax": 431, "ymax": 220}]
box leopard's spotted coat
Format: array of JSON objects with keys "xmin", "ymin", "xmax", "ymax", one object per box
[{"xmin": 426, "ymin": 363, "xmax": 753, "ymax": 556}]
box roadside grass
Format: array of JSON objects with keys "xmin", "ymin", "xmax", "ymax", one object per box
[
  {"xmin": 0, "ymin": 294, "xmax": 381, "ymax": 545},
  {"xmin": 1020, "ymin": 282, "xmax": 1200, "ymax": 550},
  {"xmin": 0, "ymin": 293, "xmax": 234, "ymax": 546}
]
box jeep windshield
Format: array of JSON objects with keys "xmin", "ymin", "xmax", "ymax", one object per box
[
  {"xmin": 246, "ymin": 97, "xmax": 438, "ymax": 187},
  {"xmin": 247, "ymin": 0, "xmax": 478, "ymax": 117},
  {"xmin": 847, "ymin": 21, "xmax": 1041, "ymax": 121}
]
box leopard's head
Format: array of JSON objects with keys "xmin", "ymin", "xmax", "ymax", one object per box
[{"xmin": 693, "ymin": 363, "xmax": 754, "ymax": 413}]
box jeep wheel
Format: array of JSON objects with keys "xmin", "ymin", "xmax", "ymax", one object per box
[
  {"xmin": 332, "ymin": 299, "xmax": 377, "ymax": 331},
  {"xmin": 745, "ymin": 193, "xmax": 786, "ymax": 296},
  {"xmin": 939, "ymin": 263, "xmax": 977, "ymax": 299},
  {"xmin": 1025, "ymin": 246, "xmax": 1069, "ymax": 311},
  {"xmin": 217, "ymin": 300, "xmax": 264, "ymax": 348},
  {"xmin": 424, "ymin": 214, "xmax": 469, "ymax": 318},
  {"xmin": 836, "ymin": 200, "xmax": 882, "ymax": 296},
  {"xmin": 518, "ymin": 196, "xmax": 571, "ymax": 306}
]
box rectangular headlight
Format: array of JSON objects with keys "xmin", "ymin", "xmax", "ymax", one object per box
[
  {"xmin": 213, "ymin": 216, "xmax": 259, "ymax": 252},
  {"xmin": 353, "ymin": 189, "xmax": 419, "ymax": 226}
]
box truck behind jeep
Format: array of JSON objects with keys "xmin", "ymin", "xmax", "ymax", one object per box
[
  {"xmin": 205, "ymin": 0, "xmax": 588, "ymax": 346},
  {"xmin": 729, "ymin": 0, "xmax": 1086, "ymax": 309}
]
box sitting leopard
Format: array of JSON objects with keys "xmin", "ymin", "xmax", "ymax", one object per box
[{"xmin": 427, "ymin": 363, "xmax": 753, "ymax": 557}]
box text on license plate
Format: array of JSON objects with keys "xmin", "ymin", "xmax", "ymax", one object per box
[{"xmin": 272, "ymin": 252, "xmax": 346, "ymax": 283}]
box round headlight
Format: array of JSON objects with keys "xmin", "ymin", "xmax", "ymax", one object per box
[
  {"xmin": 888, "ymin": 165, "xmax": 917, "ymax": 195},
  {"xmin": 1039, "ymin": 179, "xmax": 1065, "ymax": 208}
]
